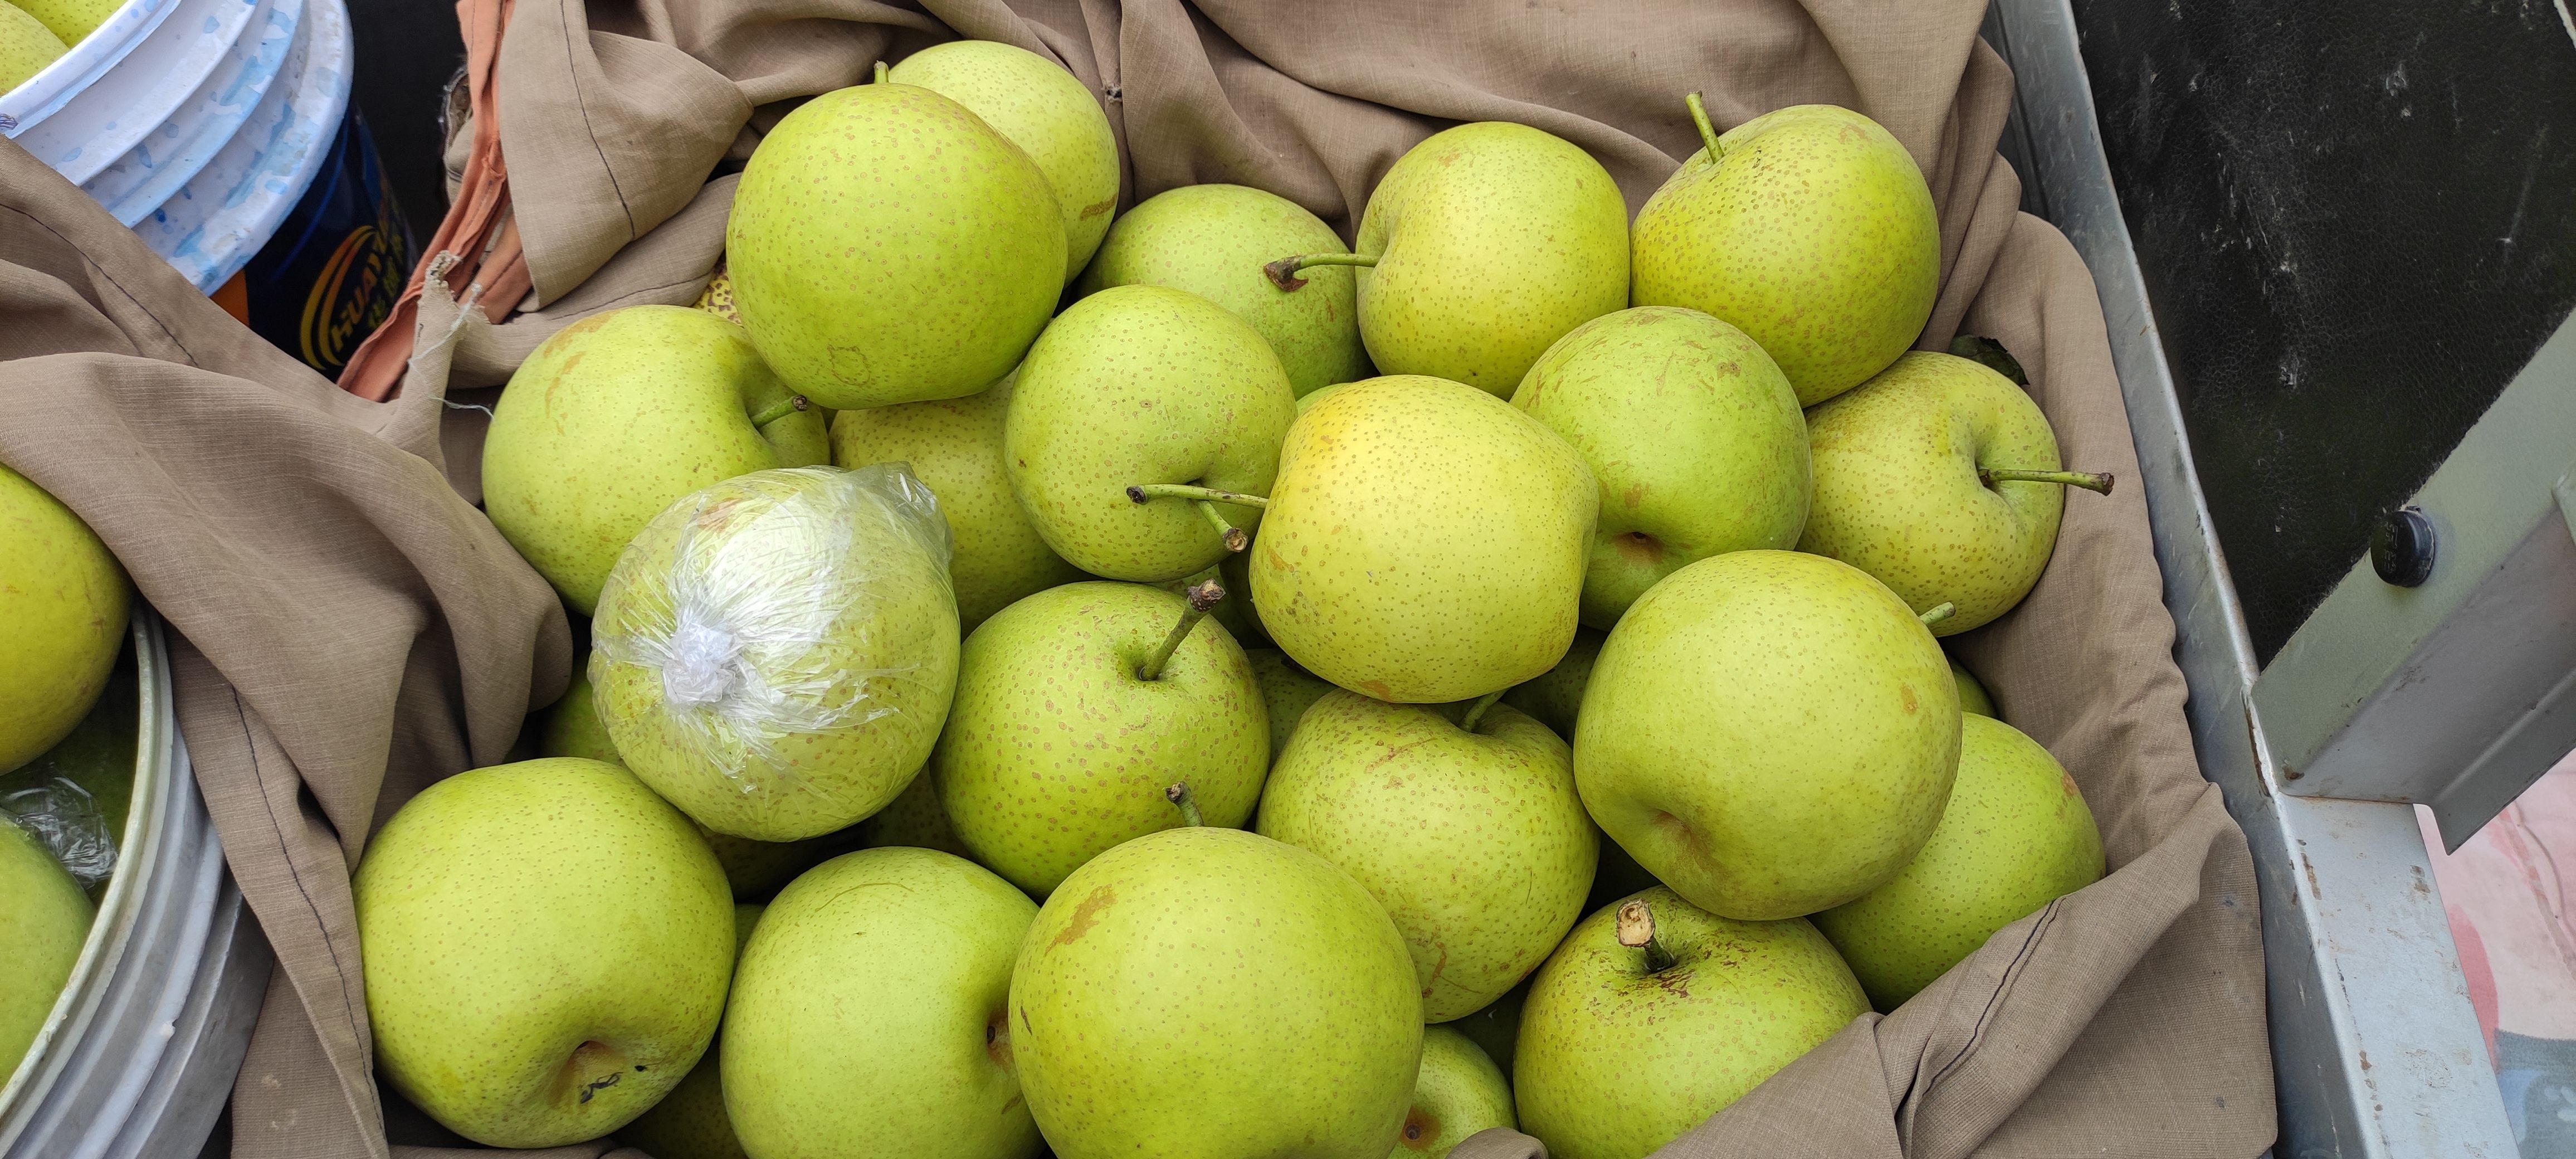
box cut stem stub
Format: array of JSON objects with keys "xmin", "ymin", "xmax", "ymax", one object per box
[
  {"xmin": 1616, "ymin": 898, "xmax": 1676, "ymax": 972},
  {"xmin": 1138, "ymin": 579, "xmax": 1224, "ymax": 681},
  {"xmin": 1918, "ymin": 602, "xmax": 1958, "ymax": 627},
  {"xmin": 874, "ymin": 60, "xmax": 889, "ymax": 83},
  {"xmin": 1685, "ymin": 91, "xmax": 1724, "ymax": 160},
  {"xmin": 1164, "ymin": 781, "xmax": 1203, "ymax": 827},
  {"xmin": 1264, "ymin": 251, "xmax": 1380, "ymax": 291},
  {"xmin": 749, "ymin": 395, "xmax": 810, "ymax": 427},
  {"xmin": 1982, "ymin": 468, "xmax": 2116, "ymax": 495}
]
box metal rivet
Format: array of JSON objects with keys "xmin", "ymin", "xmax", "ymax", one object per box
[{"xmin": 2370, "ymin": 507, "xmax": 2436, "ymax": 587}]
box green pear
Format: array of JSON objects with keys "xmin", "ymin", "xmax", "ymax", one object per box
[
  {"xmin": 1244, "ymin": 646, "xmax": 1335, "ymax": 764},
  {"xmin": 889, "ymin": 41, "xmax": 1120, "ymax": 284},
  {"xmin": 1631, "ymin": 100, "xmax": 1939, "ymax": 406},
  {"xmin": 1272, "ymin": 123, "xmax": 1627, "ymax": 396},
  {"xmin": 1447, "ymin": 977, "xmax": 1526, "ymax": 1080},
  {"xmin": 1392, "ymin": 1025, "xmax": 1515, "ymax": 1158},
  {"xmin": 1, "ymin": 645, "xmax": 138, "ymax": 844},
  {"xmin": 615, "ymin": 902, "xmax": 765, "ymax": 1159},
  {"xmin": 1005, "ymin": 285, "xmax": 1297, "ymax": 582},
  {"xmin": 1512, "ymin": 307, "xmax": 1808, "ymax": 627},
  {"xmin": 832, "ymin": 371, "xmax": 1084, "ymax": 631},
  {"xmin": 1078, "ymin": 184, "xmax": 1372, "ymax": 396},
  {"xmin": 1814, "ymin": 715, "xmax": 2104, "ymax": 1008},
  {"xmin": 0, "ymin": 816, "xmax": 91, "ymax": 1080},
  {"xmin": 481, "ymin": 306, "xmax": 828, "ymax": 615},
  {"xmin": 1251, "ymin": 375, "xmax": 1596, "ymax": 704},
  {"xmin": 727, "ymin": 848, "xmax": 1041, "ymax": 1159},
  {"xmin": 591, "ymin": 465, "xmax": 960, "ymax": 842},
  {"xmin": 0, "ymin": 464, "xmax": 129, "ymax": 775},
  {"xmin": 1575, "ymin": 550, "xmax": 1960, "ymax": 921},
  {"xmin": 1800, "ymin": 350, "xmax": 2111, "ymax": 636},
  {"xmin": 1012, "ymin": 823, "xmax": 1423, "ymax": 1158},
  {"xmin": 354, "ymin": 758, "xmax": 733, "ymax": 1148},
  {"xmin": 1500, "ymin": 629, "xmax": 1600, "ymax": 741},
  {"xmin": 11, "ymin": 0, "xmax": 105, "ymax": 43},
  {"xmin": 1259, "ymin": 691, "xmax": 1596, "ymax": 1021},
  {"xmin": 1516, "ymin": 890, "xmax": 1867, "ymax": 1159},
  {"xmin": 1950, "ymin": 656, "xmax": 1997, "ymax": 718},
  {"xmin": 0, "ymin": 3, "xmax": 65, "ymax": 91},
  {"xmin": 727, "ymin": 82, "xmax": 1064, "ymax": 409},
  {"xmin": 933, "ymin": 581, "xmax": 1266, "ymax": 894},
  {"xmin": 536, "ymin": 668, "xmax": 844, "ymax": 898},
  {"xmin": 855, "ymin": 766, "xmax": 973, "ymax": 859}
]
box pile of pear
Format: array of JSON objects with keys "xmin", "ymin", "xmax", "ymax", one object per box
[{"xmin": 366, "ymin": 42, "xmax": 2119, "ymax": 1159}]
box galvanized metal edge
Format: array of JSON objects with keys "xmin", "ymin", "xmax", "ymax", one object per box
[{"xmin": 1984, "ymin": 2, "xmax": 2517, "ymax": 1155}]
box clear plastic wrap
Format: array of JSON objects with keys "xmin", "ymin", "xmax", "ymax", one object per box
[
  {"xmin": 0, "ymin": 776, "xmax": 115, "ymax": 889},
  {"xmin": 589, "ymin": 464, "xmax": 961, "ymax": 843}
]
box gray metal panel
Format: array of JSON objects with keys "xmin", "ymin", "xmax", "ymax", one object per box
[
  {"xmin": 1983, "ymin": 1, "xmax": 2516, "ymax": 1154},
  {"xmin": 0, "ymin": 610, "xmax": 270, "ymax": 1159},
  {"xmin": 2254, "ymin": 316, "xmax": 2576, "ymax": 848}
]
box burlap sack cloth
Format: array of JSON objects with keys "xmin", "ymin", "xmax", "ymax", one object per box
[{"xmin": 0, "ymin": 0, "xmax": 2275, "ymax": 1154}]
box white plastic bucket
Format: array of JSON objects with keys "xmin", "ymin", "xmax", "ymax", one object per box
[{"xmin": 2, "ymin": 0, "xmax": 352, "ymax": 293}]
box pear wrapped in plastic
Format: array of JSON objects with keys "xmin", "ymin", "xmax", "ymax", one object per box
[{"xmin": 591, "ymin": 465, "xmax": 962, "ymax": 843}]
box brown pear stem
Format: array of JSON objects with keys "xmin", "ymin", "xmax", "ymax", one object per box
[
  {"xmin": 1980, "ymin": 468, "xmax": 2116, "ymax": 495},
  {"xmin": 874, "ymin": 60, "xmax": 890, "ymax": 83},
  {"xmin": 1918, "ymin": 602, "xmax": 1958, "ymax": 627},
  {"xmin": 1685, "ymin": 91, "xmax": 1723, "ymax": 160},
  {"xmin": 1616, "ymin": 898, "xmax": 1675, "ymax": 972},
  {"xmin": 1196, "ymin": 501, "xmax": 1248, "ymax": 552},
  {"xmin": 1139, "ymin": 580, "xmax": 1223, "ymax": 681},
  {"xmin": 749, "ymin": 395, "xmax": 810, "ymax": 427},
  {"xmin": 1164, "ymin": 782, "xmax": 1203, "ymax": 827},
  {"xmin": 1459, "ymin": 690, "xmax": 1505, "ymax": 734},
  {"xmin": 1264, "ymin": 252, "xmax": 1379, "ymax": 291},
  {"xmin": 1127, "ymin": 483, "xmax": 1270, "ymax": 509}
]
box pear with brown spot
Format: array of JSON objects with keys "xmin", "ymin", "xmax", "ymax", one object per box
[
  {"xmin": 1389, "ymin": 1025, "xmax": 1515, "ymax": 1158},
  {"xmin": 1515, "ymin": 889, "xmax": 1867, "ymax": 1159},
  {"xmin": 1011, "ymin": 820, "xmax": 1423, "ymax": 1158},
  {"xmin": 1814, "ymin": 714, "xmax": 2104, "ymax": 1009},
  {"xmin": 1252, "ymin": 375, "xmax": 1597, "ymax": 704},
  {"xmin": 1258, "ymin": 690, "xmax": 1596, "ymax": 1021},
  {"xmin": 1513, "ymin": 306, "xmax": 1810, "ymax": 628},
  {"xmin": 1574, "ymin": 549, "xmax": 1960, "ymax": 921},
  {"xmin": 724, "ymin": 848, "xmax": 1041, "ymax": 1159}
]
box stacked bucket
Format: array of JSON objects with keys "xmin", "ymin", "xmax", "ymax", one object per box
[{"xmin": 1, "ymin": 0, "xmax": 353, "ymax": 294}]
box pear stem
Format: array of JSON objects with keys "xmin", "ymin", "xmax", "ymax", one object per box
[
  {"xmin": 1459, "ymin": 690, "xmax": 1505, "ymax": 734},
  {"xmin": 874, "ymin": 60, "xmax": 889, "ymax": 83},
  {"xmin": 1919, "ymin": 602, "xmax": 1958, "ymax": 627},
  {"xmin": 1981, "ymin": 468, "xmax": 2116, "ymax": 495},
  {"xmin": 1197, "ymin": 501, "xmax": 1249, "ymax": 553},
  {"xmin": 1138, "ymin": 579, "xmax": 1223, "ymax": 681},
  {"xmin": 1685, "ymin": 92, "xmax": 1723, "ymax": 160},
  {"xmin": 1164, "ymin": 782, "xmax": 1203, "ymax": 827},
  {"xmin": 749, "ymin": 395, "xmax": 810, "ymax": 427},
  {"xmin": 1127, "ymin": 483, "xmax": 1270, "ymax": 509},
  {"xmin": 1264, "ymin": 252, "xmax": 1379, "ymax": 291},
  {"xmin": 1616, "ymin": 898, "xmax": 1675, "ymax": 972}
]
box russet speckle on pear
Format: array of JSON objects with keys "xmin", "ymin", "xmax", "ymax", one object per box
[
  {"xmin": 1258, "ymin": 693, "xmax": 1597, "ymax": 1021},
  {"xmin": 888, "ymin": 40, "xmax": 1123, "ymax": 284},
  {"xmin": 353, "ymin": 758, "xmax": 735, "ymax": 1150},
  {"xmin": 1243, "ymin": 646, "xmax": 1335, "ymax": 764},
  {"xmin": 1010, "ymin": 826, "xmax": 1423, "ymax": 1159},
  {"xmin": 832, "ymin": 370, "xmax": 1085, "ymax": 632},
  {"xmin": 1252, "ymin": 375, "xmax": 1597, "ymax": 704},
  {"xmin": 726, "ymin": 82, "xmax": 1065, "ymax": 410},
  {"xmin": 1631, "ymin": 103, "xmax": 1940, "ymax": 407},
  {"xmin": 480, "ymin": 306, "xmax": 828, "ymax": 616},
  {"xmin": 1352, "ymin": 123, "xmax": 1630, "ymax": 396},
  {"xmin": 930, "ymin": 581, "xmax": 1269, "ymax": 896},
  {"xmin": 1079, "ymin": 183, "xmax": 1374, "ymax": 397},
  {"xmin": 1800, "ymin": 350, "xmax": 2071, "ymax": 636},
  {"xmin": 1574, "ymin": 549, "xmax": 1960, "ymax": 921},
  {"xmin": 1814, "ymin": 714, "xmax": 2104, "ymax": 1009},
  {"xmin": 1513, "ymin": 306, "xmax": 1811, "ymax": 629},
  {"xmin": 1005, "ymin": 285, "xmax": 1298, "ymax": 583},
  {"xmin": 1514, "ymin": 888, "xmax": 1868, "ymax": 1159},
  {"xmin": 1396, "ymin": 1025, "xmax": 1517, "ymax": 1157}
]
